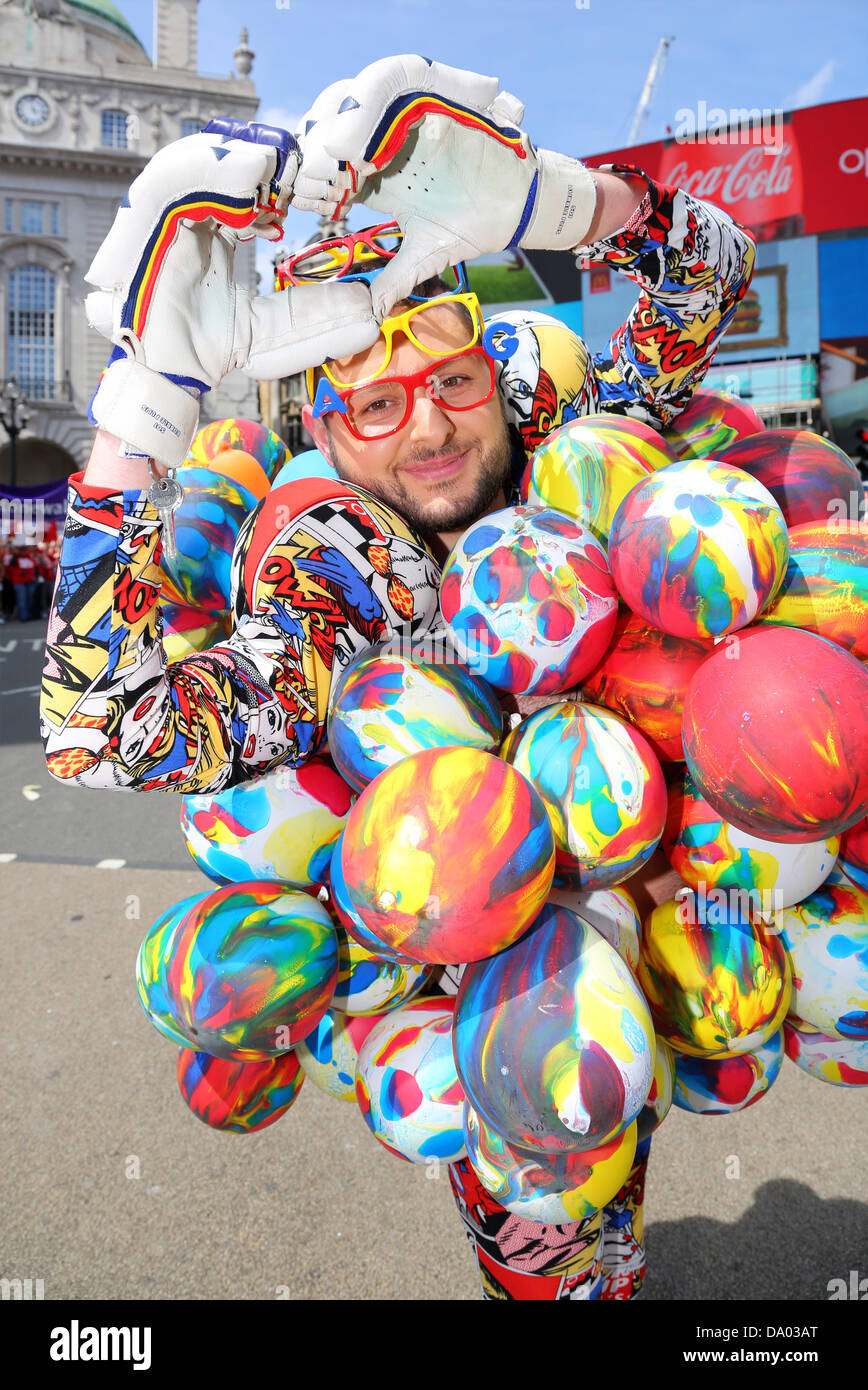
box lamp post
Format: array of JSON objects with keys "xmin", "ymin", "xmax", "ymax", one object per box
[{"xmin": 0, "ymin": 378, "xmax": 32, "ymax": 488}]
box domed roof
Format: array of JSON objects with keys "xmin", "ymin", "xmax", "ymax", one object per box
[{"xmin": 66, "ymin": 0, "xmax": 147, "ymax": 53}]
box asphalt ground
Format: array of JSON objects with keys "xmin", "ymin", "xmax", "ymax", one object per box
[{"xmin": 1, "ymin": 621, "xmax": 866, "ymax": 1304}]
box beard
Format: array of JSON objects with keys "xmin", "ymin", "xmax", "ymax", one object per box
[{"xmin": 328, "ymin": 419, "xmax": 514, "ymax": 543}]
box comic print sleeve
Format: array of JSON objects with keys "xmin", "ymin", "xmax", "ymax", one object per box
[
  {"xmin": 580, "ymin": 163, "xmax": 757, "ymax": 428},
  {"xmin": 39, "ymin": 473, "xmax": 442, "ymax": 794}
]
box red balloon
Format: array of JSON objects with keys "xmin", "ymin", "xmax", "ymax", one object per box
[
  {"xmin": 718, "ymin": 430, "xmax": 863, "ymax": 529},
  {"xmin": 682, "ymin": 626, "xmax": 868, "ymax": 842}
]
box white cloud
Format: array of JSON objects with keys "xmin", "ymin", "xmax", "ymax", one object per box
[
  {"xmin": 784, "ymin": 59, "xmax": 838, "ymax": 109},
  {"xmin": 257, "ymin": 105, "xmax": 302, "ymax": 135}
]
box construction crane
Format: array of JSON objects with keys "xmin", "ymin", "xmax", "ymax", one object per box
[{"xmin": 628, "ymin": 35, "xmax": 675, "ymax": 146}]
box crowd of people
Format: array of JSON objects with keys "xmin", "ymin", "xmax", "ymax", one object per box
[{"xmin": 0, "ymin": 533, "xmax": 59, "ymax": 623}]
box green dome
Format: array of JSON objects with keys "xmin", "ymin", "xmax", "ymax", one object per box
[{"xmin": 67, "ymin": 0, "xmax": 147, "ymax": 52}]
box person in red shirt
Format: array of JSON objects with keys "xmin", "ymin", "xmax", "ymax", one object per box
[{"xmin": 7, "ymin": 539, "xmax": 38, "ymax": 621}]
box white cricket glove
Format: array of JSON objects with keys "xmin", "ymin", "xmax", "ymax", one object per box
[
  {"xmin": 86, "ymin": 121, "xmax": 379, "ymax": 466},
  {"xmin": 294, "ymin": 55, "xmax": 597, "ymax": 318}
]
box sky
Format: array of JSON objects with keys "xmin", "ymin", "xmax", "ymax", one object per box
[{"xmin": 117, "ymin": 0, "xmax": 868, "ymax": 274}]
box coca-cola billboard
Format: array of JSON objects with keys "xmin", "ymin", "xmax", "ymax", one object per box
[{"xmin": 586, "ymin": 97, "xmax": 868, "ymax": 241}]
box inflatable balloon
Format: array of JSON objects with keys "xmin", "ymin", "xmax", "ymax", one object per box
[
  {"xmin": 339, "ymin": 746, "xmax": 555, "ymax": 964},
  {"xmin": 523, "ymin": 415, "xmax": 672, "ymax": 542},
  {"xmin": 454, "ymin": 904, "xmax": 655, "ymax": 1153},
  {"xmin": 159, "ymin": 465, "xmax": 259, "ymax": 614},
  {"xmin": 840, "ymin": 816, "xmax": 868, "ymax": 892},
  {"xmin": 662, "ymin": 388, "xmax": 765, "ymax": 460},
  {"xmin": 272, "ymin": 449, "xmax": 335, "ymax": 489},
  {"xmin": 637, "ymin": 894, "xmax": 791, "ymax": 1057},
  {"xmin": 682, "ymin": 627, "xmax": 868, "ymax": 842},
  {"xmin": 189, "ymin": 417, "xmax": 290, "ymax": 483},
  {"xmin": 581, "ymin": 613, "xmax": 714, "ymax": 762},
  {"xmin": 354, "ymin": 997, "xmax": 466, "ymax": 1163},
  {"xmin": 501, "ymin": 701, "xmax": 667, "ymax": 889},
  {"xmin": 663, "ymin": 768, "xmax": 839, "ymax": 915},
  {"xmin": 718, "ymin": 429, "xmax": 864, "ymax": 529},
  {"xmin": 440, "ymin": 505, "xmax": 619, "ymax": 695},
  {"xmin": 177, "ymin": 1046, "xmax": 304, "ymax": 1133},
  {"xmin": 780, "ymin": 876, "xmax": 868, "ymax": 1039},
  {"xmin": 180, "ymin": 755, "xmax": 354, "ymax": 889},
  {"xmin": 608, "ymin": 457, "xmax": 789, "ymax": 639},
  {"xmin": 296, "ymin": 1007, "xmax": 386, "ymax": 1102},
  {"xmin": 136, "ymin": 891, "xmax": 213, "ymax": 1048},
  {"xmin": 783, "ymin": 1019, "xmax": 868, "ymax": 1087},
  {"xmin": 332, "ymin": 924, "xmax": 430, "ymax": 1015},
  {"xmin": 672, "ymin": 1029, "xmax": 784, "ymax": 1114},
  {"xmin": 327, "ymin": 831, "xmax": 419, "ymax": 964},
  {"xmin": 636, "ymin": 1037, "xmax": 676, "ymax": 1142},
  {"xmin": 488, "ymin": 311, "xmax": 596, "ymax": 456},
  {"xmin": 547, "ymin": 883, "xmax": 642, "ymax": 971},
  {"xmin": 327, "ymin": 645, "xmax": 503, "ymax": 791},
  {"xmin": 463, "ymin": 1105, "xmax": 639, "ymax": 1224},
  {"xmin": 756, "ymin": 521, "xmax": 868, "ymax": 659},
  {"xmin": 139, "ymin": 882, "xmax": 338, "ymax": 1061},
  {"xmin": 159, "ymin": 600, "xmax": 231, "ymax": 662},
  {"xmin": 195, "ymin": 448, "xmax": 270, "ymax": 501}
]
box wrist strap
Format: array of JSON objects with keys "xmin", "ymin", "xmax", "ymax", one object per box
[{"xmin": 90, "ymin": 358, "xmax": 200, "ymax": 468}]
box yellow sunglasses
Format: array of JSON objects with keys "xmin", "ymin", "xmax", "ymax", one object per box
[{"xmin": 307, "ymin": 291, "xmax": 486, "ymax": 395}]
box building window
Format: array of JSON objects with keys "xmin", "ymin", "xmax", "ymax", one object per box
[
  {"xmin": 20, "ymin": 201, "xmax": 44, "ymax": 235},
  {"xmin": 5, "ymin": 200, "xmax": 13, "ymax": 233},
  {"xmin": 101, "ymin": 109, "xmax": 129, "ymax": 149},
  {"xmin": 8, "ymin": 264, "xmax": 56, "ymax": 399},
  {"xmin": 180, "ymin": 118, "xmax": 201, "ymax": 137}
]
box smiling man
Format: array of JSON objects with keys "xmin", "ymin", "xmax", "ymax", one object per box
[{"xmin": 40, "ymin": 55, "xmax": 756, "ymax": 1302}]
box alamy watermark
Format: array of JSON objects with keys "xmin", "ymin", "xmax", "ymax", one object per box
[
  {"xmin": 674, "ymin": 101, "xmax": 784, "ymax": 149},
  {"xmin": 0, "ymin": 497, "xmax": 45, "ymax": 541},
  {"xmin": 675, "ymin": 881, "xmax": 786, "ymax": 930}
]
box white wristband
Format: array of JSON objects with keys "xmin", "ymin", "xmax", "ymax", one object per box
[
  {"xmin": 521, "ymin": 149, "xmax": 598, "ymax": 251},
  {"xmin": 90, "ymin": 357, "xmax": 200, "ymax": 468}
]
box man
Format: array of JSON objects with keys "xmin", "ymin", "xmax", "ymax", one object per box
[{"xmin": 40, "ymin": 56, "xmax": 755, "ymax": 1299}]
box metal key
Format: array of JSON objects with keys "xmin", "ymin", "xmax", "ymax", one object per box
[{"xmin": 147, "ymin": 467, "xmax": 184, "ymax": 564}]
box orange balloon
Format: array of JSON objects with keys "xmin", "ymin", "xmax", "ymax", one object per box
[{"xmin": 205, "ymin": 449, "xmax": 270, "ymax": 501}]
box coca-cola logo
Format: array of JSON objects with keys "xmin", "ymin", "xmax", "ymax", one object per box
[
  {"xmin": 665, "ymin": 144, "xmax": 795, "ymax": 204},
  {"xmin": 840, "ymin": 148, "xmax": 868, "ymax": 175}
]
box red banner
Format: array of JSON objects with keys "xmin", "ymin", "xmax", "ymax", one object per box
[{"xmin": 586, "ymin": 97, "xmax": 868, "ymax": 241}]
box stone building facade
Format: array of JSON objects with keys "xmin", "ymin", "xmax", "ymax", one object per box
[{"xmin": 0, "ymin": 0, "xmax": 260, "ymax": 483}]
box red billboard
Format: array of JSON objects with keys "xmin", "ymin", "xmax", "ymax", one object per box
[{"xmin": 586, "ymin": 97, "xmax": 868, "ymax": 241}]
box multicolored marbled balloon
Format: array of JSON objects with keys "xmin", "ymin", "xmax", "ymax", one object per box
[
  {"xmin": 636, "ymin": 1037, "xmax": 676, "ymax": 1142},
  {"xmin": 177, "ymin": 1046, "xmax": 304, "ymax": 1133},
  {"xmin": 194, "ymin": 448, "xmax": 270, "ymax": 501},
  {"xmin": 332, "ymin": 923, "xmax": 429, "ymax": 1015},
  {"xmin": 672, "ymin": 1029, "xmax": 784, "ymax": 1114},
  {"xmin": 159, "ymin": 600, "xmax": 231, "ymax": 662},
  {"xmin": 159, "ymin": 465, "xmax": 259, "ymax": 615},
  {"xmin": 662, "ymin": 389, "xmax": 765, "ymax": 461},
  {"xmin": 756, "ymin": 521, "xmax": 868, "ymax": 660},
  {"xmin": 637, "ymin": 895, "xmax": 791, "ymax": 1057},
  {"xmin": 663, "ymin": 768, "xmax": 839, "ymax": 914},
  {"xmin": 180, "ymin": 754, "xmax": 354, "ymax": 889},
  {"xmin": 608, "ymin": 458, "xmax": 789, "ymax": 639},
  {"xmin": 327, "ymin": 645, "xmax": 503, "ymax": 791},
  {"xmin": 783, "ymin": 1019, "xmax": 868, "ymax": 1087},
  {"xmin": 327, "ymin": 831, "xmax": 419, "ymax": 964},
  {"xmin": 188, "ymin": 417, "xmax": 290, "ymax": 484},
  {"xmin": 581, "ymin": 612, "xmax": 714, "ymax": 762},
  {"xmin": 339, "ymin": 746, "xmax": 555, "ymax": 963},
  {"xmin": 142, "ymin": 882, "xmax": 339, "ymax": 1061},
  {"xmin": 840, "ymin": 816, "xmax": 868, "ymax": 891},
  {"xmin": 440, "ymin": 505, "xmax": 619, "ymax": 695},
  {"xmin": 682, "ymin": 626, "xmax": 868, "ymax": 842},
  {"xmin": 454, "ymin": 904, "xmax": 655, "ymax": 1153},
  {"xmin": 547, "ymin": 884, "xmax": 642, "ymax": 971},
  {"xmin": 296, "ymin": 1007, "xmax": 385, "ymax": 1102},
  {"xmin": 354, "ymin": 997, "xmax": 466, "ymax": 1163},
  {"xmin": 780, "ymin": 876, "xmax": 868, "ymax": 1039},
  {"xmin": 136, "ymin": 891, "xmax": 213, "ymax": 1048},
  {"xmin": 501, "ymin": 701, "xmax": 667, "ymax": 889},
  {"xmin": 463, "ymin": 1104, "xmax": 639, "ymax": 1224},
  {"xmin": 718, "ymin": 429, "xmax": 864, "ymax": 530},
  {"xmin": 523, "ymin": 415, "xmax": 673, "ymax": 543}
]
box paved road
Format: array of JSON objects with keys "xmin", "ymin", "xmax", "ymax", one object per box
[{"xmin": 1, "ymin": 627, "xmax": 866, "ymax": 1301}]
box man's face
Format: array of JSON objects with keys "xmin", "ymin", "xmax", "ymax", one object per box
[{"xmin": 307, "ymin": 303, "xmax": 513, "ymax": 540}]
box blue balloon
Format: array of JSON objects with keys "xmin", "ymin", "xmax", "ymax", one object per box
[{"xmin": 272, "ymin": 450, "xmax": 335, "ymax": 489}]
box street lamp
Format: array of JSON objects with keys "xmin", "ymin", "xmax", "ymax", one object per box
[{"xmin": 0, "ymin": 378, "xmax": 32, "ymax": 488}]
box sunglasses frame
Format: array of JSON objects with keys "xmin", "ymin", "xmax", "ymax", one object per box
[
  {"xmin": 316, "ymin": 346, "xmax": 497, "ymax": 442},
  {"xmin": 275, "ymin": 221, "xmax": 405, "ymax": 289}
]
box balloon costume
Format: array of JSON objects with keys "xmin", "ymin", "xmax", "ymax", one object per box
[{"xmin": 39, "ymin": 112, "xmax": 868, "ymax": 1307}]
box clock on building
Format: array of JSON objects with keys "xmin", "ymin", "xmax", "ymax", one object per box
[{"xmin": 15, "ymin": 93, "xmax": 51, "ymax": 129}]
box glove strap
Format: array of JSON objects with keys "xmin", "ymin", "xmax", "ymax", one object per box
[
  {"xmin": 90, "ymin": 358, "xmax": 200, "ymax": 468},
  {"xmin": 518, "ymin": 149, "xmax": 597, "ymax": 251}
]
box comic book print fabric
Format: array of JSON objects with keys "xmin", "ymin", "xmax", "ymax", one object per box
[{"xmin": 40, "ymin": 477, "xmax": 441, "ymax": 793}]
